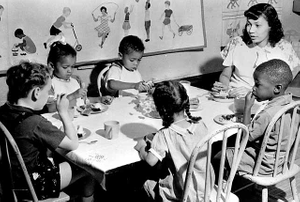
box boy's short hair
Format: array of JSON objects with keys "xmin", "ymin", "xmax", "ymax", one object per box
[
  {"xmin": 14, "ymin": 28, "xmax": 24, "ymax": 37},
  {"xmin": 63, "ymin": 7, "xmax": 71, "ymax": 14},
  {"xmin": 254, "ymin": 59, "xmax": 293, "ymax": 89},
  {"xmin": 118, "ymin": 35, "xmax": 145, "ymax": 55},
  {"xmin": 6, "ymin": 62, "xmax": 51, "ymax": 104}
]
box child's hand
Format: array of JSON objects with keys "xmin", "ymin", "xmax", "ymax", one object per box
[
  {"xmin": 143, "ymin": 80, "xmax": 154, "ymax": 91},
  {"xmin": 56, "ymin": 94, "xmax": 69, "ymax": 113},
  {"xmin": 245, "ymin": 91, "xmax": 255, "ymax": 109},
  {"xmin": 134, "ymin": 81, "xmax": 147, "ymax": 92},
  {"xmin": 134, "ymin": 138, "xmax": 147, "ymax": 152},
  {"xmin": 212, "ymin": 81, "xmax": 228, "ymax": 92},
  {"xmin": 100, "ymin": 95, "xmax": 114, "ymax": 105}
]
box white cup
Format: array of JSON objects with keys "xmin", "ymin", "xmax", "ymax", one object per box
[
  {"xmin": 180, "ymin": 80, "xmax": 191, "ymax": 96},
  {"xmin": 104, "ymin": 121, "xmax": 120, "ymax": 139},
  {"xmin": 234, "ymin": 97, "xmax": 245, "ymax": 115}
]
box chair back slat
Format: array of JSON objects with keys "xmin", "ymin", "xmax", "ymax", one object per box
[
  {"xmin": 252, "ymin": 101, "xmax": 300, "ymax": 177},
  {"xmin": 182, "ymin": 123, "xmax": 249, "ymax": 202},
  {"xmin": 0, "ymin": 121, "xmax": 39, "ymax": 202}
]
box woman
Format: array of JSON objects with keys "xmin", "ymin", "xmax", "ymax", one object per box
[{"xmin": 213, "ymin": 3, "xmax": 300, "ymax": 98}]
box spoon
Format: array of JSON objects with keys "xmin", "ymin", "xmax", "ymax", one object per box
[{"xmin": 79, "ymin": 140, "xmax": 98, "ymax": 144}]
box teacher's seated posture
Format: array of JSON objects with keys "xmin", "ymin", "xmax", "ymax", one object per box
[{"xmin": 213, "ymin": 3, "xmax": 300, "ymax": 98}]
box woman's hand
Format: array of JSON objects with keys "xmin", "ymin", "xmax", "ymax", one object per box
[
  {"xmin": 228, "ymin": 86, "xmax": 250, "ymax": 98},
  {"xmin": 212, "ymin": 81, "xmax": 229, "ymax": 92}
]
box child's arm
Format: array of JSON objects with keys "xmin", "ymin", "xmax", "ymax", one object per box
[
  {"xmin": 108, "ymin": 80, "xmax": 153, "ymax": 92},
  {"xmin": 56, "ymin": 94, "xmax": 78, "ymax": 150},
  {"xmin": 110, "ymin": 12, "xmax": 116, "ymax": 23},
  {"xmin": 243, "ymin": 91, "xmax": 255, "ymax": 125},
  {"xmin": 135, "ymin": 138, "xmax": 159, "ymax": 166},
  {"xmin": 92, "ymin": 13, "xmax": 98, "ymax": 22}
]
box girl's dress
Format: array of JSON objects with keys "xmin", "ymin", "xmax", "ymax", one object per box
[
  {"xmin": 145, "ymin": 120, "xmax": 214, "ymax": 202},
  {"xmin": 221, "ymin": 36, "xmax": 300, "ymax": 89},
  {"xmin": 163, "ymin": 9, "xmax": 173, "ymax": 25},
  {"xmin": 95, "ymin": 14, "xmax": 110, "ymax": 37},
  {"xmin": 122, "ymin": 12, "xmax": 131, "ymax": 30}
]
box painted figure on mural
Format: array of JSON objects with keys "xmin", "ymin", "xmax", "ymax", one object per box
[
  {"xmin": 227, "ymin": 0, "xmax": 240, "ymax": 9},
  {"xmin": 144, "ymin": 0, "xmax": 151, "ymax": 42},
  {"xmin": 13, "ymin": 28, "xmax": 36, "ymax": 54},
  {"xmin": 92, "ymin": 6, "xmax": 116, "ymax": 48},
  {"xmin": 122, "ymin": 5, "xmax": 133, "ymax": 36},
  {"xmin": 44, "ymin": 7, "xmax": 73, "ymax": 49},
  {"xmin": 159, "ymin": 1, "xmax": 179, "ymax": 40}
]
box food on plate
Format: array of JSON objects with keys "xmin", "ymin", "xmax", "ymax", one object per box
[
  {"xmin": 136, "ymin": 95, "xmax": 160, "ymax": 119},
  {"xmin": 211, "ymin": 90, "xmax": 233, "ymax": 99},
  {"xmin": 77, "ymin": 125, "xmax": 85, "ymax": 138},
  {"xmin": 91, "ymin": 103, "xmax": 103, "ymax": 112},
  {"xmin": 219, "ymin": 114, "xmax": 236, "ymax": 122}
]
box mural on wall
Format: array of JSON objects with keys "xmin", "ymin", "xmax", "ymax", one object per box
[
  {"xmin": 221, "ymin": 0, "xmax": 283, "ymax": 47},
  {"xmin": 0, "ymin": 0, "xmax": 206, "ymax": 71}
]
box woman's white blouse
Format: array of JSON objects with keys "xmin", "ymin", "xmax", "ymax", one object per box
[{"xmin": 221, "ymin": 36, "xmax": 300, "ymax": 89}]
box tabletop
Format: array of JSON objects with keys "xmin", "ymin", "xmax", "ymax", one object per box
[{"xmin": 42, "ymin": 86, "xmax": 259, "ymax": 187}]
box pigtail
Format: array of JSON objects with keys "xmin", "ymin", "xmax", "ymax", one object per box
[{"xmin": 185, "ymin": 101, "xmax": 202, "ymax": 123}]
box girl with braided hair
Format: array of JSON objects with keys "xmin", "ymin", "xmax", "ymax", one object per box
[{"xmin": 135, "ymin": 80, "xmax": 214, "ymax": 202}]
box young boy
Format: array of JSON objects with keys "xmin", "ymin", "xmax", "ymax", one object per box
[
  {"xmin": 14, "ymin": 28, "xmax": 36, "ymax": 54},
  {"xmin": 0, "ymin": 62, "xmax": 95, "ymax": 201},
  {"xmin": 103, "ymin": 35, "xmax": 154, "ymax": 97},
  {"xmin": 227, "ymin": 59, "xmax": 295, "ymax": 176}
]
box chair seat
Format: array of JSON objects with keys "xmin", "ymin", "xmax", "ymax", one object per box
[
  {"xmin": 40, "ymin": 192, "xmax": 70, "ymax": 202},
  {"xmin": 210, "ymin": 185, "xmax": 239, "ymax": 202},
  {"xmin": 242, "ymin": 164, "xmax": 300, "ymax": 186}
]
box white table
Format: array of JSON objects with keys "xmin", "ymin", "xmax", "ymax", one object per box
[{"xmin": 43, "ymin": 86, "xmax": 255, "ymax": 189}]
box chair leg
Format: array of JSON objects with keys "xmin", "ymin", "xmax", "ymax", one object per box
[
  {"xmin": 290, "ymin": 177, "xmax": 299, "ymax": 202},
  {"xmin": 262, "ymin": 187, "xmax": 268, "ymax": 202}
]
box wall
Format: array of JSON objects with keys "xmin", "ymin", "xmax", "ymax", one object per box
[{"xmin": 0, "ymin": 0, "xmax": 299, "ymax": 104}]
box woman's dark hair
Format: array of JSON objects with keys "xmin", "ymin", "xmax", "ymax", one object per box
[
  {"xmin": 242, "ymin": 3, "xmax": 284, "ymax": 47},
  {"xmin": 6, "ymin": 62, "xmax": 51, "ymax": 104},
  {"xmin": 47, "ymin": 41, "xmax": 77, "ymax": 65},
  {"xmin": 153, "ymin": 81, "xmax": 201, "ymax": 128}
]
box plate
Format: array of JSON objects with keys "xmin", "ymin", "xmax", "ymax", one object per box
[
  {"xmin": 77, "ymin": 103, "xmax": 109, "ymax": 115},
  {"xmin": 212, "ymin": 97, "xmax": 234, "ymax": 103},
  {"xmin": 190, "ymin": 104, "xmax": 202, "ymax": 111},
  {"xmin": 78, "ymin": 128, "xmax": 91, "ymax": 140},
  {"xmin": 214, "ymin": 114, "xmax": 241, "ymax": 125}
]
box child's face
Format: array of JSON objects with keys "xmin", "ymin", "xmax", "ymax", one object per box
[
  {"xmin": 35, "ymin": 78, "xmax": 52, "ymax": 110},
  {"xmin": 53, "ymin": 55, "xmax": 76, "ymax": 80},
  {"xmin": 120, "ymin": 50, "xmax": 143, "ymax": 71},
  {"xmin": 252, "ymin": 72, "xmax": 275, "ymax": 102}
]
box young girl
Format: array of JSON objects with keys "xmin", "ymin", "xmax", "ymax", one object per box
[
  {"xmin": 135, "ymin": 81, "xmax": 214, "ymax": 202},
  {"xmin": 46, "ymin": 41, "xmax": 87, "ymax": 114},
  {"xmin": 0, "ymin": 62, "xmax": 95, "ymax": 201}
]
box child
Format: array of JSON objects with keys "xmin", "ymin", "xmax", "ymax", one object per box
[
  {"xmin": 44, "ymin": 7, "xmax": 72, "ymax": 49},
  {"xmin": 46, "ymin": 41, "xmax": 87, "ymax": 114},
  {"xmin": 135, "ymin": 81, "xmax": 214, "ymax": 202},
  {"xmin": 103, "ymin": 35, "xmax": 154, "ymax": 97},
  {"xmin": 14, "ymin": 28, "xmax": 36, "ymax": 54},
  {"xmin": 214, "ymin": 59, "xmax": 295, "ymax": 178},
  {"xmin": 0, "ymin": 62, "xmax": 95, "ymax": 201},
  {"xmin": 159, "ymin": 1, "xmax": 178, "ymax": 40}
]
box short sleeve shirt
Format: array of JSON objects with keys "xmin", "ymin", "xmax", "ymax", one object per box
[
  {"xmin": 0, "ymin": 103, "xmax": 65, "ymax": 173},
  {"xmin": 221, "ymin": 36, "xmax": 300, "ymax": 89},
  {"xmin": 105, "ymin": 62, "xmax": 142, "ymax": 96},
  {"xmin": 53, "ymin": 16, "xmax": 65, "ymax": 29}
]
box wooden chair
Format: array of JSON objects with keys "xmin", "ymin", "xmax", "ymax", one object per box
[
  {"xmin": 0, "ymin": 121, "xmax": 70, "ymax": 202},
  {"xmin": 182, "ymin": 123, "xmax": 249, "ymax": 202},
  {"xmin": 237, "ymin": 101, "xmax": 300, "ymax": 202},
  {"xmin": 96, "ymin": 65, "xmax": 110, "ymax": 97}
]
